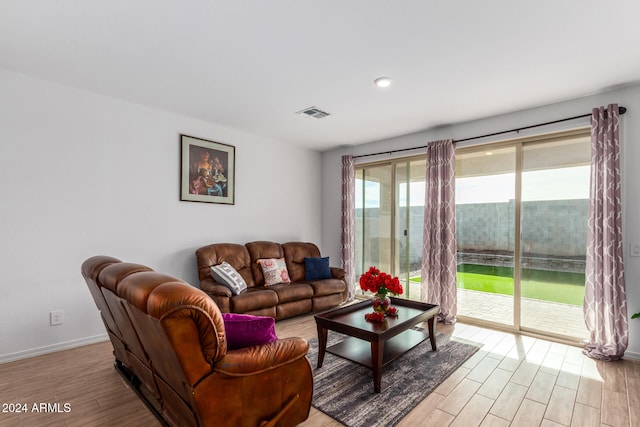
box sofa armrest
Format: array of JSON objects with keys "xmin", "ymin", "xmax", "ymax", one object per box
[
  {"xmin": 213, "ymin": 337, "xmax": 309, "ymax": 376},
  {"xmin": 330, "ymin": 267, "xmax": 346, "ymax": 281},
  {"xmin": 200, "ymin": 278, "xmax": 233, "ymax": 298}
]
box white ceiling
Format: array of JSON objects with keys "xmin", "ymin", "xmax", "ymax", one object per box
[{"xmin": 2, "ymin": 1, "xmax": 639, "ymax": 151}]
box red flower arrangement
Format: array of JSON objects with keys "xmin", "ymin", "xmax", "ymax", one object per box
[
  {"xmin": 386, "ymin": 307, "xmax": 398, "ymax": 316},
  {"xmin": 360, "ymin": 266, "xmax": 403, "ymax": 322},
  {"xmin": 359, "ymin": 266, "xmax": 403, "ymax": 299},
  {"xmin": 364, "ymin": 312, "xmax": 385, "ymax": 322}
]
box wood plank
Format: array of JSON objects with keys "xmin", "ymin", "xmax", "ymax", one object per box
[
  {"xmin": 412, "ymin": 408, "xmax": 455, "ymax": 427},
  {"xmin": 434, "ymin": 366, "xmax": 472, "ymax": 396},
  {"xmin": 525, "ymin": 371, "xmax": 557, "ymax": 404},
  {"xmin": 626, "ymin": 359, "xmax": 640, "ymax": 409},
  {"xmin": 544, "ymin": 385, "xmax": 577, "ymax": 426},
  {"xmin": 479, "ymin": 414, "xmax": 511, "ymax": 427},
  {"xmin": 449, "ymin": 395, "xmax": 494, "ymax": 427},
  {"xmin": 601, "ymin": 389, "xmax": 629, "ymax": 427},
  {"xmin": 398, "ymin": 392, "xmax": 446, "ymax": 427},
  {"xmin": 510, "ymin": 360, "xmax": 541, "ymax": 387},
  {"xmin": 571, "ymin": 402, "xmax": 601, "ymax": 427},
  {"xmin": 576, "ymin": 376, "xmax": 603, "ymax": 409},
  {"xmin": 437, "ymin": 378, "xmax": 483, "ymax": 416},
  {"xmin": 602, "ymin": 360, "xmax": 628, "ymax": 394},
  {"xmin": 511, "ymin": 398, "xmax": 547, "ymax": 427},
  {"xmin": 476, "ymin": 368, "xmax": 513, "ymax": 400},
  {"xmin": 489, "ymin": 381, "xmax": 528, "ymax": 421},
  {"xmin": 466, "ymin": 356, "xmax": 501, "ymax": 383},
  {"xmin": 556, "ymin": 360, "xmax": 582, "ymax": 390}
]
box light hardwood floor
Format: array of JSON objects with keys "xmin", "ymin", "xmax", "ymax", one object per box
[{"xmin": 1, "ymin": 314, "xmax": 638, "ymax": 426}]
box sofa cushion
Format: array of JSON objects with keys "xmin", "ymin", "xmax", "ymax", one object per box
[
  {"xmin": 210, "ymin": 262, "xmax": 247, "ymax": 295},
  {"xmin": 308, "ymin": 278, "xmax": 349, "ymax": 297},
  {"xmin": 222, "ymin": 313, "xmax": 278, "ymax": 350},
  {"xmin": 282, "ymin": 242, "xmax": 322, "ymax": 282},
  {"xmin": 304, "ymin": 257, "xmax": 332, "ymax": 281},
  {"xmin": 246, "ymin": 241, "xmax": 285, "ymax": 286},
  {"xmin": 196, "ymin": 243, "xmax": 256, "ymax": 288},
  {"xmin": 231, "ymin": 288, "xmax": 279, "ymax": 313},
  {"xmin": 257, "ymin": 258, "xmax": 291, "ymax": 286},
  {"xmin": 268, "ymin": 283, "xmax": 314, "ymax": 304}
]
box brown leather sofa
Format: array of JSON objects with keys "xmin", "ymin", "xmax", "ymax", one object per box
[
  {"xmin": 82, "ymin": 255, "xmax": 313, "ymax": 427},
  {"xmin": 196, "ymin": 241, "xmax": 348, "ymax": 320}
]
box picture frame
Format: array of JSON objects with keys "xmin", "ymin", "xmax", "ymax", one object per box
[{"xmin": 180, "ymin": 134, "xmax": 235, "ymax": 205}]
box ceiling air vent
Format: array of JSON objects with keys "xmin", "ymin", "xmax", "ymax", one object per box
[{"xmin": 296, "ymin": 106, "xmax": 330, "ymax": 119}]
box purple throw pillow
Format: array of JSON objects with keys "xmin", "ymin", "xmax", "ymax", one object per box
[{"xmin": 222, "ymin": 313, "xmax": 278, "ymax": 350}]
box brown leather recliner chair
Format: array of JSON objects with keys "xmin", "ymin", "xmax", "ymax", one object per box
[{"xmin": 82, "ymin": 256, "xmax": 313, "ymax": 427}]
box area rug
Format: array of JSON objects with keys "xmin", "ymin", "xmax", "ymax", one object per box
[{"xmin": 307, "ymin": 331, "xmax": 482, "ymax": 427}]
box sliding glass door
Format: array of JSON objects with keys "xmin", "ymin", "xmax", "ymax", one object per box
[
  {"xmin": 455, "ymin": 145, "xmax": 516, "ymax": 327},
  {"xmin": 355, "ymin": 157, "xmax": 425, "ymax": 299},
  {"xmin": 355, "ymin": 130, "xmax": 589, "ymax": 341},
  {"xmin": 519, "ymin": 135, "xmax": 589, "ymax": 338},
  {"xmin": 455, "ymin": 130, "xmax": 590, "ymax": 340},
  {"xmin": 394, "ymin": 159, "xmax": 426, "ymax": 300},
  {"xmin": 355, "ymin": 164, "xmax": 393, "ymax": 279}
]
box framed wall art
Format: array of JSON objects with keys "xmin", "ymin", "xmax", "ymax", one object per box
[{"xmin": 180, "ymin": 134, "xmax": 235, "ymax": 205}]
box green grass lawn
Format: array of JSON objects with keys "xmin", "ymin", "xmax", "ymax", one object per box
[{"xmin": 410, "ymin": 264, "xmax": 585, "ymax": 306}]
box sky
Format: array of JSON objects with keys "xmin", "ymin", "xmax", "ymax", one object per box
[{"xmin": 356, "ymin": 165, "xmax": 590, "ymax": 208}]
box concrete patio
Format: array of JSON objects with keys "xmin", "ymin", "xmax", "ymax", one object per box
[
  {"xmin": 457, "ymin": 288, "xmax": 589, "ymax": 340},
  {"xmin": 402, "ymin": 284, "xmax": 589, "ymax": 340}
]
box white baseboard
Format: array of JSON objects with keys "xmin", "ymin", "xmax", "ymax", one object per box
[
  {"xmin": 625, "ymin": 350, "xmax": 640, "ymax": 360},
  {"xmin": 0, "ymin": 334, "xmax": 108, "ymax": 364}
]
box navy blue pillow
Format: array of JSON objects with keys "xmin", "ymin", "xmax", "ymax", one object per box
[{"xmin": 304, "ymin": 257, "xmax": 332, "ymax": 281}]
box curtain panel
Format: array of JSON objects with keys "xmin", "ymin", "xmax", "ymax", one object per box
[
  {"xmin": 583, "ymin": 104, "xmax": 628, "ymax": 361},
  {"xmin": 421, "ymin": 139, "xmax": 457, "ymax": 323},
  {"xmin": 341, "ymin": 155, "xmax": 356, "ymax": 301}
]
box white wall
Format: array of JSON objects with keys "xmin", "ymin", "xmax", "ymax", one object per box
[
  {"xmin": 321, "ymin": 84, "xmax": 640, "ymax": 358},
  {"xmin": 0, "ymin": 69, "xmax": 322, "ymax": 362}
]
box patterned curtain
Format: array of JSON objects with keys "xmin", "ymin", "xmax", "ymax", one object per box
[
  {"xmin": 421, "ymin": 140, "xmax": 457, "ymax": 323},
  {"xmin": 583, "ymin": 104, "xmax": 628, "ymax": 361},
  {"xmin": 341, "ymin": 155, "xmax": 356, "ymax": 301}
]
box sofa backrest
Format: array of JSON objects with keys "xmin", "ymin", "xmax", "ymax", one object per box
[
  {"xmin": 118, "ymin": 271, "xmax": 225, "ymax": 426},
  {"xmin": 81, "ymin": 256, "xmax": 124, "ymax": 342},
  {"xmin": 81, "ymin": 256, "xmax": 128, "ymax": 362},
  {"xmin": 195, "ymin": 243, "xmax": 256, "ymax": 288},
  {"xmin": 83, "ymin": 256, "xmax": 227, "ymax": 427},
  {"xmin": 246, "ymin": 241, "xmax": 285, "ymax": 286},
  {"xmin": 282, "ymin": 242, "xmax": 322, "ymax": 282},
  {"xmin": 98, "ymin": 262, "xmax": 155, "ymax": 370}
]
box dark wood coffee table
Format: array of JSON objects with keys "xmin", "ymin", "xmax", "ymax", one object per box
[{"xmin": 314, "ymin": 297, "xmax": 440, "ymax": 393}]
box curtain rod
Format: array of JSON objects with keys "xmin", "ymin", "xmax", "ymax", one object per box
[{"xmin": 353, "ymin": 106, "xmax": 627, "ymax": 159}]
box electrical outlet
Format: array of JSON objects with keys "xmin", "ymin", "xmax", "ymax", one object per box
[
  {"xmin": 50, "ymin": 310, "xmax": 64, "ymax": 326},
  {"xmin": 632, "ymin": 242, "xmax": 640, "ymax": 257}
]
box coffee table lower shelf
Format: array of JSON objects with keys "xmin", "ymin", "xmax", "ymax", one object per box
[
  {"xmin": 315, "ymin": 298, "xmax": 440, "ymax": 393},
  {"xmin": 326, "ymin": 328, "xmax": 428, "ymax": 369}
]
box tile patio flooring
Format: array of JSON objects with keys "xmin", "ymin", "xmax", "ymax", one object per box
[
  {"xmin": 403, "ymin": 285, "xmax": 589, "ymax": 341},
  {"xmin": 457, "ymin": 288, "xmax": 589, "ymax": 340}
]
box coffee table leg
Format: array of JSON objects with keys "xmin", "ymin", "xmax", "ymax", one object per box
[
  {"xmin": 371, "ymin": 340, "xmax": 384, "ymax": 393},
  {"xmin": 316, "ymin": 324, "xmax": 328, "ymax": 368},
  {"xmin": 428, "ymin": 316, "xmax": 437, "ymax": 350}
]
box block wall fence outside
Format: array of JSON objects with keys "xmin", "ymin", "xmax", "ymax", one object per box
[{"xmin": 356, "ymin": 198, "xmax": 588, "ymax": 274}]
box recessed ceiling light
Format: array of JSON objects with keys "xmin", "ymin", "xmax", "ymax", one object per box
[{"xmin": 374, "ymin": 77, "xmax": 392, "ymax": 88}]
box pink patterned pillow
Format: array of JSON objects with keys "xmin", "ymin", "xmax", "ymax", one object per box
[{"xmin": 258, "ymin": 258, "xmax": 291, "ymax": 286}]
